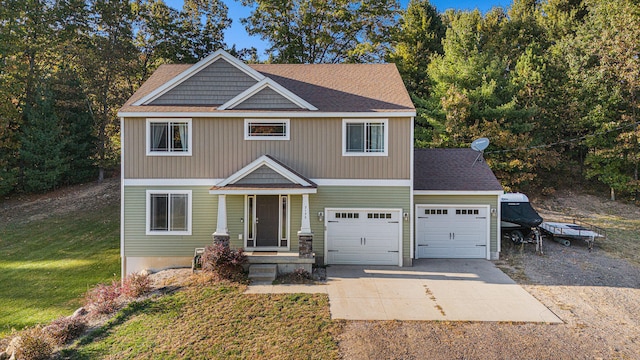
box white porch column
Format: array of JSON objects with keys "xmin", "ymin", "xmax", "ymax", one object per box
[
  {"xmin": 299, "ymin": 193, "xmax": 312, "ymax": 235},
  {"xmin": 213, "ymin": 194, "xmax": 228, "ymax": 236}
]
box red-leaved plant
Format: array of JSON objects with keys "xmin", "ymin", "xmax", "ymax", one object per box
[
  {"xmin": 120, "ymin": 273, "xmax": 151, "ymax": 299},
  {"xmin": 201, "ymin": 243, "xmax": 248, "ymax": 282},
  {"xmin": 85, "ymin": 281, "xmax": 121, "ymax": 315},
  {"xmin": 44, "ymin": 316, "xmax": 87, "ymax": 346}
]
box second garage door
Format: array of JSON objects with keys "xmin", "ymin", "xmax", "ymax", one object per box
[
  {"xmin": 325, "ymin": 209, "xmax": 401, "ymax": 265},
  {"xmin": 416, "ymin": 205, "xmax": 489, "ymax": 259}
]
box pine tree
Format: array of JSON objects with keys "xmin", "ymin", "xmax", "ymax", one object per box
[{"xmin": 20, "ymin": 85, "xmax": 68, "ymax": 193}]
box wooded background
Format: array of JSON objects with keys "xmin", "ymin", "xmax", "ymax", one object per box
[{"xmin": 0, "ymin": 0, "xmax": 638, "ymax": 201}]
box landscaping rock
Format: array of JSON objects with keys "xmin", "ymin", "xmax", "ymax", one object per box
[
  {"xmin": 4, "ymin": 337, "xmax": 19, "ymax": 360},
  {"xmin": 140, "ymin": 268, "xmax": 153, "ymax": 276},
  {"xmin": 72, "ymin": 307, "xmax": 87, "ymax": 318}
]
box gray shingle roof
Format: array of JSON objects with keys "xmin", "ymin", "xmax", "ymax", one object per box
[{"xmin": 414, "ymin": 149, "xmax": 503, "ymax": 191}]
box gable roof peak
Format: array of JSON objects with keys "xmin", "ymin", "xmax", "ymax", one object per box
[{"xmin": 132, "ymin": 49, "xmax": 266, "ymax": 106}]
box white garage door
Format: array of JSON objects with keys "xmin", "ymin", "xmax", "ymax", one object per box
[
  {"xmin": 416, "ymin": 205, "xmax": 489, "ymax": 259},
  {"xmin": 326, "ymin": 209, "xmax": 401, "ymax": 265}
]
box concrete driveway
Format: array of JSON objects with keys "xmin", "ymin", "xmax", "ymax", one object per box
[
  {"xmin": 245, "ymin": 259, "xmax": 561, "ymax": 323},
  {"xmin": 325, "ymin": 259, "xmax": 561, "ymax": 323}
]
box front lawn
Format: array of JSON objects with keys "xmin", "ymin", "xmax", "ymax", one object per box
[
  {"xmin": 64, "ymin": 281, "xmax": 341, "ymax": 359},
  {"xmin": 0, "ymin": 204, "xmax": 120, "ymax": 337}
]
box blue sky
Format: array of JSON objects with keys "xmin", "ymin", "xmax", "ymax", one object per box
[{"xmin": 164, "ymin": 0, "xmax": 512, "ymax": 57}]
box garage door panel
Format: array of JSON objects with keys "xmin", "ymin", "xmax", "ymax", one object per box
[
  {"xmin": 326, "ymin": 209, "xmax": 400, "ymax": 265},
  {"xmin": 416, "ymin": 205, "xmax": 488, "ymax": 259}
]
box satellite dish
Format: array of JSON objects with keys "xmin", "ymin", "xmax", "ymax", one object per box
[
  {"xmin": 471, "ymin": 137, "xmax": 490, "ymax": 152},
  {"xmin": 470, "ymin": 137, "xmax": 490, "ymax": 167}
]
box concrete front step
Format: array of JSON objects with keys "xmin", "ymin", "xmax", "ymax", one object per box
[{"xmin": 248, "ymin": 264, "xmax": 277, "ymax": 284}]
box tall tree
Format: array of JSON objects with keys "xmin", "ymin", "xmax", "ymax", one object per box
[
  {"xmin": 575, "ymin": 0, "xmax": 640, "ymax": 200},
  {"xmin": 178, "ymin": 0, "xmax": 231, "ymax": 61},
  {"xmin": 19, "ymin": 84, "xmax": 68, "ymax": 193},
  {"xmin": 51, "ymin": 66, "xmax": 98, "ymax": 183},
  {"xmin": 424, "ymin": 8, "xmax": 558, "ymax": 190},
  {"xmin": 79, "ymin": 0, "xmax": 137, "ymax": 182},
  {"xmin": 241, "ymin": 0, "xmax": 400, "ymax": 63},
  {"xmin": 387, "ymin": 0, "xmax": 445, "ymax": 98}
]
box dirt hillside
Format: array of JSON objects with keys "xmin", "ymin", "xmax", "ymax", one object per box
[{"xmin": 0, "ymin": 177, "xmax": 120, "ymax": 225}]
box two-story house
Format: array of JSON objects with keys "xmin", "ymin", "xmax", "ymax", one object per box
[{"xmin": 117, "ymin": 50, "xmax": 503, "ymax": 276}]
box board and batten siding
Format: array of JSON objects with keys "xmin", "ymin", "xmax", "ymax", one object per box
[
  {"xmin": 413, "ymin": 194, "xmax": 500, "ymax": 257},
  {"xmin": 123, "ymin": 117, "xmax": 411, "ymax": 180}
]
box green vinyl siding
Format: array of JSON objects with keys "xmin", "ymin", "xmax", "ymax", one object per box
[
  {"xmin": 123, "ymin": 187, "xmax": 245, "ymax": 257},
  {"xmin": 124, "ymin": 185, "xmax": 411, "ymax": 261},
  {"xmin": 310, "ymin": 186, "xmax": 411, "ymax": 262},
  {"xmin": 413, "ymin": 194, "xmax": 500, "ymax": 255}
]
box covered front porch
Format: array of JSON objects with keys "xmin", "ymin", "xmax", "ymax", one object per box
[{"xmin": 208, "ymin": 155, "xmax": 317, "ymax": 279}]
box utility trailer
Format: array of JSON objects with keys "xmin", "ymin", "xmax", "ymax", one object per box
[{"xmin": 539, "ymin": 220, "xmax": 606, "ymax": 251}]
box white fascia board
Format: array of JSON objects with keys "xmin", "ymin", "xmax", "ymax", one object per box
[
  {"xmin": 217, "ymin": 155, "xmax": 312, "ymax": 187},
  {"xmin": 413, "ymin": 190, "xmax": 504, "ymax": 195},
  {"xmin": 219, "ymin": 78, "xmax": 318, "ymax": 111},
  {"xmin": 123, "ymin": 179, "xmax": 223, "ymax": 186},
  {"xmin": 117, "ymin": 111, "xmax": 417, "ymax": 118},
  {"xmin": 132, "ymin": 49, "xmax": 265, "ymax": 106},
  {"xmin": 120, "ymin": 118, "xmax": 125, "ymax": 261},
  {"xmin": 312, "ymin": 179, "xmax": 411, "ymax": 187},
  {"xmin": 209, "ymin": 188, "xmax": 317, "ymax": 195}
]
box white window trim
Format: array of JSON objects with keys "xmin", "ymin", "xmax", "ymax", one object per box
[
  {"xmin": 146, "ymin": 118, "xmax": 193, "ymax": 156},
  {"xmin": 244, "ymin": 118, "xmax": 290, "ymax": 140},
  {"xmin": 342, "ymin": 118, "xmax": 389, "ymax": 156},
  {"xmin": 243, "ymin": 194, "xmax": 291, "ymax": 250},
  {"xmin": 146, "ymin": 190, "xmax": 192, "ymax": 235}
]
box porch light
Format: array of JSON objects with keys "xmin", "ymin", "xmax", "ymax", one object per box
[
  {"xmin": 318, "ymin": 212, "xmax": 324, "ymax": 222},
  {"xmin": 403, "ymin": 212, "xmax": 409, "ymax": 221}
]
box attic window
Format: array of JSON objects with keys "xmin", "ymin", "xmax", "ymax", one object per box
[
  {"xmin": 245, "ymin": 119, "xmax": 290, "ymax": 140},
  {"xmin": 146, "ymin": 119, "xmax": 192, "ymax": 156}
]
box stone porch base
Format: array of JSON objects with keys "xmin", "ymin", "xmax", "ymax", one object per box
[{"xmin": 246, "ymin": 251, "xmax": 315, "ymax": 274}]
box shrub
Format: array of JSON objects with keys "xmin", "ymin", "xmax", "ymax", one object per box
[
  {"xmin": 120, "ymin": 273, "xmax": 151, "ymax": 299},
  {"xmin": 201, "ymin": 243, "xmax": 248, "ymax": 282},
  {"xmin": 15, "ymin": 327, "xmax": 53, "ymax": 360},
  {"xmin": 44, "ymin": 316, "xmax": 87, "ymax": 346},
  {"xmin": 85, "ymin": 281, "xmax": 121, "ymax": 314}
]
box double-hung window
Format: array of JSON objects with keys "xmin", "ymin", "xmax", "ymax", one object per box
[
  {"xmin": 147, "ymin": 118, "xmax": 192, "ymax": 155},
  {"xmin": 146, "ymin": 190, "xmax": 192, "ymax": 235},
  {"xmin": 342, "ymin": 119, "xmax": 388, "ymax": 156},
  {"xmin": 244, "ymin": 119, "xmax": 290, "ymax": 140}
]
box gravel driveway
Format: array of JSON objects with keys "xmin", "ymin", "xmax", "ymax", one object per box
[{"xmin": 338, "ymin": 238, "xmax": 640, "ymax": 360}]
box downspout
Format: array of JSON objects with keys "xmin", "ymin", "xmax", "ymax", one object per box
[{"xmin": 409, "ymin": 116, "xmax": 415, "ymax": 263}]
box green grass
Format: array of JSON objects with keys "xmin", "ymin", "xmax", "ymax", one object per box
[
  {"xmin": 588, "ymin": 214, "xmax": 640, "ymax": 267},
  {"xmin": 63, "ymin": 281, "xmax": 341, "ymax": 360},
  {"xmin": 0, "ymin": 204, "xmax": 120, "ymax": 337}
]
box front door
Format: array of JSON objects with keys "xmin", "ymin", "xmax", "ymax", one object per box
[{"xmin": 255, "ymin": 195, "xmax": 279, "ymax": 247}]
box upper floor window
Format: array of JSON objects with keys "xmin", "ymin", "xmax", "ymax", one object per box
[
  {"xmin": 244, "ymin": 119, "xmax": 290, "ymax": 140},
  {"xmin": 342, "ymin": 119, "xmax": 388, "ymax": 156},
  {"xmin": 146, "ymin": 190, "xmax": 192, "ymax": 235},
  {"xmin": 146, "ymin": 118, "xmax": 192, "ymax": 156}
]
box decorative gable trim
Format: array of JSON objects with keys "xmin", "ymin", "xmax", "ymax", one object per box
[
  {"xmin": 218, "ymin": 78, "xmax": 318, "ymax": 111},
  {"xmin": 132, "ymin": 49, "xmax": 266, "ymax": 106},
  {"xmin": 216, "ymin": 155, "xmax": 315, "ymax": 187}
]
